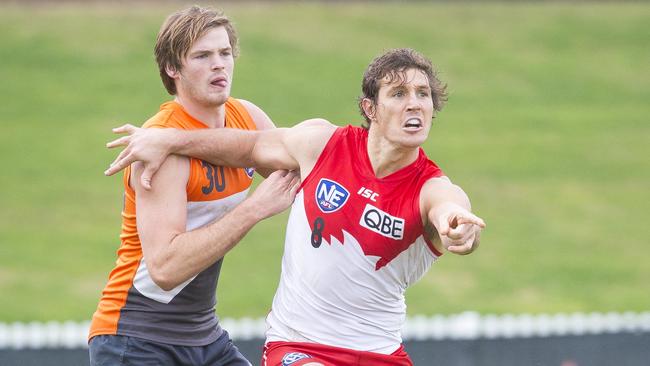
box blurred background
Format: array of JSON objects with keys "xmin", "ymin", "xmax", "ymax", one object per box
[{"xmin": 0, "ymin": 1, "xmax": 648, "ymax": 365}]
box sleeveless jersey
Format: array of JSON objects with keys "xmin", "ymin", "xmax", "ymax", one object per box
[
  {"xmin": 266, "ymin": 125, "xmax": 444, "ymax": 354},
  {"xmin": 89, "ymin": 98, "xmax": 257, "ymax": 346}
]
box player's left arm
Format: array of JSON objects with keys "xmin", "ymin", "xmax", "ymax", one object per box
[
  {"xmin": 237, "ymin": 98, "xmax": 275, "ymax": 178},
  {"xmin": 420, "ymin": 177, "xmax": 486, "ymax": 255}
]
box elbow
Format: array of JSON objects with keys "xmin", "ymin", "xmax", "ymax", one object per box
[
  {"xmin": 456, "ymin": 186, "xmax": 472, "ymax": 210},
  {"xmin": 447, "ymin": 182, "xmax": 471, "ymax": 210},
  {"xmin": 147, "ymin": 262, "xmax": 179, "ymax": 291}
]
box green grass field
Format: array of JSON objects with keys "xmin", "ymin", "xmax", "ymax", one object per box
[{"xmin": 0, "ymin": 2, "xmax": 648, "ymax": 322}]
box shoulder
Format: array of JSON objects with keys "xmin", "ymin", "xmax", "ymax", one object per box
[
  {"xmin": 293, "ymin": 118, "xmax": 336, "ymax": 131},
  {"xmin": 235, "ymin": 98, "xmax": 259, "ymax": 113},
  {"xmin": 421, "ymin": 176, "xmax": 453, "ymax": 193},
  {"xmin": 278, "ymin": 119, "xmax": 338, "ymax": 176},
  {"xmin": 236, "ymin": 98, "xmax": 275, "ymax": 131},
  {"xmin": 131, "ymin": 154, "xmax": 190, "ymax": 193},
  {"xmin": 286, "ymin": 118, "xmax": 337, "ymax": 144},
  {"xmin": 143, "ymin": 106, "xmax": 176, "ymax": 129}
]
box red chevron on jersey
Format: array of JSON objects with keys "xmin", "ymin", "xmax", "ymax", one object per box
[{"xmin": 300, "ymin": 125, "xmax": 444, "ymax": 270}]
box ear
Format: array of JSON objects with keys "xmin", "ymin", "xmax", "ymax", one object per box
[
  {"xmin": 165, "ymin": 64, "xmax": 179, "ymax": 79},
  {"xmin": 361, "ymin": 98, "xmax": 376, "ymax": 121}
]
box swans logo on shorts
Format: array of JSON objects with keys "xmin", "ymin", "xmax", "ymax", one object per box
[
  {"xmin": 244, "ymin": 167, "xmax": 255, "ymax": 178},
  {"xmin": 281, "ymin": 352, "xmax": 312, "ymax": 366},
  {"xmin": 316, "ymin": 178, "xmax": 349, "ymax": 213}
]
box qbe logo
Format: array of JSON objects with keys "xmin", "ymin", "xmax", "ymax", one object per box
[
  {"xmin": 315, "ymin": 178, "xmax": 349, "ymax": 213},
  {"xmin": 360, "ymin": 204, "xmax": 405, "ymax": 240}
]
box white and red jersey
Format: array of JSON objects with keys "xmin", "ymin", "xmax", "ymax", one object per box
[{"xmin": 266, "ymin": 125, "xmax": 444, "ymax": 354}]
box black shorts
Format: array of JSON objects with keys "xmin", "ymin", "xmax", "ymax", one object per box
[{"xmin": 89, "ymin": 330, "xmax": 250, "ymax": 366}]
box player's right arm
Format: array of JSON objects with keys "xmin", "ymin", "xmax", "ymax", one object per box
[
  {"xmin": 105, "ymin": 119, "xmax": 335, "ymax": 189},
  {"xmin": 133, "ymin": 153, "xmax": 300, "ymax": 291},
  {"xmin": 420, "ymin": 177, "xmax": 486, "ymax": 255}
]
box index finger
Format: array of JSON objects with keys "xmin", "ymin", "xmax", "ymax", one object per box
[
  {"xmin": 112, "ymin": 124, "xmax": 137, "ymax": 134},
  {"xmin": 106, "ymin": 135, "xmax": 130, "ymax": 149},
  {"xmin": 104, "ymin": 152, "xmax": 134, "ymax": 176},
  {"xmin": 455, "ymin": 213, "xmax": 486, "ymax": 228}
]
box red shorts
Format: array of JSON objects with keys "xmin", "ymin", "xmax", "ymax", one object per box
[{"xmin": 261, "ymin": 341, "xmax": 413, "ymax": 366}]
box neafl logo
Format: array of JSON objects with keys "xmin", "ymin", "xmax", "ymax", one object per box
[{"xmin": 315, "ymin": 178, "xmax": 349, "ymax": 213}]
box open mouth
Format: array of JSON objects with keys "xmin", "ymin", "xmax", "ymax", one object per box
[
  {"xmin": 403, "ymin": 117, "xmax": 423, "ymax": 130},
  {"xmin": 210, "ymin": 76, "xmax": 228, "ymax": 88}
]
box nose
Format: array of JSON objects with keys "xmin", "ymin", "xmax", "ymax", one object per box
[
  {"xmin": 211, "ymin": 55, "xmax": 225, "ymax": 70},
  {"xmin": 405, "ymin": 92, "xmax": 421, "ymax": 112}
]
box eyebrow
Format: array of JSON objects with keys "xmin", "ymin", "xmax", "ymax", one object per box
[
  {"xmin": 386, "ymin": 84, "xmax": 405, "ymax": 91},
  {"xmin": 188, "ymin": 50, "xmax": 211, "ymax": 57},
  {"xmin": 189, "ymin": 46, "xmax": 232, "ymax": 56},
  {"xmin": 385, "ymin": 83, "xmax": 430, "ymax": 92}
]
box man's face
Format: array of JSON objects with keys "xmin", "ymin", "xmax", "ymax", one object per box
[
  {"xmin": 372, "ymin": 68, "xmax": 434, "ymax": 148},
  {"xmin": 171, "ymin": 26, "xmax": 234, "ymax": 107}
]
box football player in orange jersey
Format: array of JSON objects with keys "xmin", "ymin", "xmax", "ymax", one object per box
[{"xmin": 89, "ymin": 6, "xmax": 299, "ymax": 366}]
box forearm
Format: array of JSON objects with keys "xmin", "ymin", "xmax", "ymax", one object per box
[
  {"xmin": 431, "ymin": 181, "xmax": 472, "ymax": 214},
  {"xmin": 150, "ymin": 199, "xmax": 263, "ymax": 290},
  {"xmin": 104, "ymin": 120, "xmax": 326, "ymax": 180},
  {"xmin": 424, "ymin": 178, "xmax": 485, "ymax": 255},
  {"xmin": 172, "ymin": 128, "xmax": 258, "ymax": 168}
]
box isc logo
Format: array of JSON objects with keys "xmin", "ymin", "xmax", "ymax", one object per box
[
  {"xmin": 359, "ymin": 204, "xmax": 405, "ymax": 240},
  {"xmin": 315, "ymin": 178, "xmax": 349, "ymax": 213}
]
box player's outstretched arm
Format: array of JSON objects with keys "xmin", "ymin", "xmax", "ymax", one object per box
[
  {"xmin": 421, "ymin": 177, "xmax": 486, "ymax": 255},
  {"xmin": 105, "ymin": 119, "xmax": 334, "ymax": 190},
  {"xmin": 104, "ymin": 125, "xmax": 292, "ymax": 188}
]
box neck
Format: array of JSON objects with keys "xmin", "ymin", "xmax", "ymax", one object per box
[
  {"xmin": 174, "ymin": 95, "xmax": 226, "ymax": 128},
  {"xmin": 366, "ymin": 128, "xmax": 419, "ymax": 178}
]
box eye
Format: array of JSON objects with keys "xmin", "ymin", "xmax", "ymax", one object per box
[
  {"xmin": 221, "ymin": 50, "xmax": 232, "ymax": 57},
  {"xmin": 419, "ymin": 91, "xmax": 430, "ymax": 97},
  {"xmin": 392, "ymin": 90, "xmax": 404, "ymax": 97},
  {"xmin": 196, "ymin": 53, "xmax": 208, "ymax": 59}
]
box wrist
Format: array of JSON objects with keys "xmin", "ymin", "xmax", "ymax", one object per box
[
  {"xmin": 237, "ymin": 198, "xmax": 268, "ymax": 223},
  {"xmin": 430, "ymin": 201, "xmax": 458, "ymax": 218},
  {"xmin": 170, "ymin": 129, "xmax": 187, "ymax": 155}
]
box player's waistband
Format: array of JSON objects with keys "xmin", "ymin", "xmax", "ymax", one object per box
[{"xmin": 262, "ymin": 341, "xmax": 412, "ymax": 366}]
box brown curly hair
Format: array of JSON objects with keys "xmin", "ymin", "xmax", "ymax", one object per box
[{"xmin": 358, "ymin": 48, "xmax": 447, "ymax": 129}]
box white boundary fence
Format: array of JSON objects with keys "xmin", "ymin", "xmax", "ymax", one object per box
[{"xmin": 1, "ymin": 311, "xmax": 649, "ymax": 350}]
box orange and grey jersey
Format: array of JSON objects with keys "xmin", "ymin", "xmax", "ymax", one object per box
[{"xmin": 89, "ymin": 98, "xmax": 257, "ymax": 346}]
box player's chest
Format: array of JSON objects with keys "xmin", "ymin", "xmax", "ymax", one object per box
[
  {"xmin": 312, "ymin": 177, "xmax": 417, "ymax": 238},
  {"xmin": 188, "ymin": 159, "xmax": 254, "ymax": 201},
  {"xmin": 302, "ymin": 174, "xmax": 425, "ymax": 263}
]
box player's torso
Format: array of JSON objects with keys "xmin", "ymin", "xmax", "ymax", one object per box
[
  {"xmin": 268, "ymin": 126, "xmax": 443, "ymax": 352},
  {"xmin": 91, "ymin": 99, "xmax": 256, "ymax": 346},
  {"xmin": 126, "ymin": 155, "xmax": 254, "ymax": 311},
  {"xmin": 128, "ymin": 99, "xmax": 256, "ymax": 311},
  {"xmin": 294, "ymin": 126, "xmax": 441, "ymax": 294}
]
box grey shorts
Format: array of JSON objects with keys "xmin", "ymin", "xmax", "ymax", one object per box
[{"xmin": 89, "ymin": 330, "xmax": 251, "ymax": 366}]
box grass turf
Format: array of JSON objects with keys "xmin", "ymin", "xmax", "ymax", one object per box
[{"xmin": 0, "ymin": 2, "xmax": 648, "ymax": 321}]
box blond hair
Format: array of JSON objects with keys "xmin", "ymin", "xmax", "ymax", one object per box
[{"xmin": 154, "ymin": 6, "xmax": 239, "ymax": 95}]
